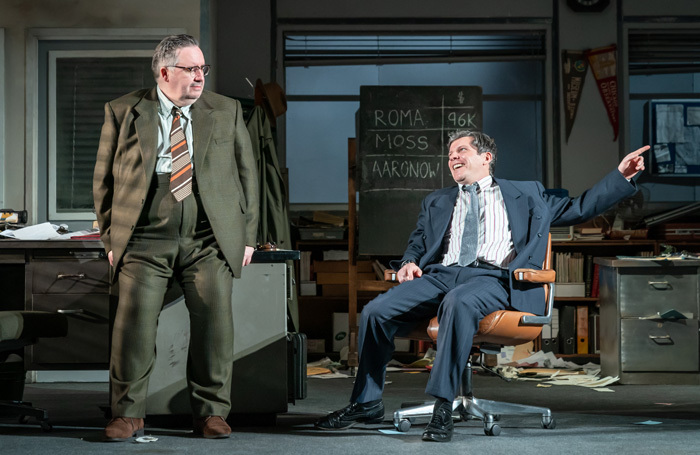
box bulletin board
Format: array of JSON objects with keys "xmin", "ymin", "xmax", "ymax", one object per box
[{"xmin": 649, "ymin": 99, "xmax": 700, "ymax": 176}]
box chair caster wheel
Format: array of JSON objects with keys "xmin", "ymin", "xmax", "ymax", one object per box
[
  {"xmin": 484, "ymin": 423, "xmax": 501, "ymax": 436},
  {"xmin": 395, "ymin": 419, "xmax": 411, "ymax": 432},
  {"xmin": 541, "ymin": 416, "xmax": 556, "ymax": 429}
]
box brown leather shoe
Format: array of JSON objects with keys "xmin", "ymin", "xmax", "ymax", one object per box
[
  {"xmin": 193, "ymin": 416, "xmax": 231, "ymax": 439},
  {"xmin": 103, "ymin": 417, "xmax": 145, "ymax": 442}
]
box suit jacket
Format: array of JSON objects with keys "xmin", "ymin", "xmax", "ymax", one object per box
[
  {"xmin": 93, "ymin": 88, "xmax": 259, "ymax": 281},
  {"xmin": 390, "ymin": 169, "xmax": 637, "ymax": 315}
]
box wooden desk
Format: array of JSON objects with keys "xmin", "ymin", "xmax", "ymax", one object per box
[{"xmin": 0, "ymin": 239, "xmax": 302, "ymax": 417}]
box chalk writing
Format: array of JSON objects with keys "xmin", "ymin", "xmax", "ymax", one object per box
[
  {"xmin": 370, "ymin": 159, "xmax": 441, "ymax": 180},
  {"xmin": 374, "ymin": 109, "xmax": 425, "ymax": 127}
]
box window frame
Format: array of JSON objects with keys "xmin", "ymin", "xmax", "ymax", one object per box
[
  {"xmin": 47, "ymin": 49, "xmax": 154, "ymax": 220},
  {"xmin": 0, "ymin": 29, "xmax": 5, "ymax": 209},
  {"xmin": 621, "ymin": 20, "xmax": 700, "ymax": 202},
  {"xmin": 276, "ymin": 23, "xmax": 555, "ymax": 209},
  {"xmin": 25, "ymin": 28, "xmax": 185, "ymax": 225}
]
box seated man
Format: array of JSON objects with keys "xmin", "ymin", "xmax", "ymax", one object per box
[{"xmin": 315, "ymin": 130, "xmax": 647, "ymax": 442}]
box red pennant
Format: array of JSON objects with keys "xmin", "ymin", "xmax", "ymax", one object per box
[{"xmin": 586, "ymin": 45, "xmax": 619, "ymax": 141}]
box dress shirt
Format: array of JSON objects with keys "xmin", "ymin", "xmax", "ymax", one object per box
[
  {"xmin": 155, "ymin": 86, "xmax": 195, "ymax": 174},
  {"xmin": 441, "ymin": 175, "xmax": 516, "ymax": 268}
]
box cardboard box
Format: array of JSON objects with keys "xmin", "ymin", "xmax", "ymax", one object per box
[
  {"xmin": 333, "ymin": 313, "xmax": 349, "ymax": 352},
  {"xmin": 307, "ymin": 339, "xmax": 326, "ymax": 354},
  {"xmin": 321, "ymin": 284, "xmax": 348, "ymax": 297},
  {"xmin": 555, "ymin": 282, "xmax": 585, "ymax": 297},
  {"xmin": 313, "ymin": 260, "xmax": 374, "ymax": 273},
  {"xmin": 661, "ymin": 223, "xmax": 700, "ymax": 240},
  {"xmin": 394, "ymin": 339, "xmax": 411, "ymax": 352},
  {"xmin": 298, "ymin": 227, "xmax": 346, "ymax": 240},
  {"xmin": 316, "ymin": 272, "xmax": 375, "ymax": 285},
  {"xmin": 300, "ymin": 281, "xmax": 317, "ymax": 296}
]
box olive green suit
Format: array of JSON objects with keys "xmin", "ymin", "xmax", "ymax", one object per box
[{"xmin": 93, "ymin": 88, "xmax": 259, "ymax": 418}]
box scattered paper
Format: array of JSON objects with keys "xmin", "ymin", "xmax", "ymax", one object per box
[
  {"xmin": 1, "ymin": 222, "xmax": 61, "ymax": 240},
  {"xmin": 543, "ymin": 374, "xmax": 619, "ymax": 388},
  {"xmin": 308, "ymin": 372, "xmax": 351, "ymax": 379},
  {"xmin": 307, "ymin": 366, "xmax": 333, "ymax": 376},
  {"xmin": 134, "ymin": 436, "xmax": 158, "ymax": 443},
  {"xmin": 378, "ymin": 429, "xmax": 408, "ymax": 435}
]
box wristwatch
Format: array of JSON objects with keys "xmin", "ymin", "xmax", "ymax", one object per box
[{"xmin": 400, "ymin": 259, "xmax": 415, "ymax": 268}]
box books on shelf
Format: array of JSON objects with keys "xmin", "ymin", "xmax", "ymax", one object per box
[{"xmin": 556, "ymin": 282, "xmax": 585, "ymax": 297}]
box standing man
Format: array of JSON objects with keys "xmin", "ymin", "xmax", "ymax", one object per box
[
  {"xmin": 315, "ymin": 130, "xmax": 646, "ymax": 442},
  {"xmin": 93, "ymin": 34, "xmax": 258, "ymax": 441}
]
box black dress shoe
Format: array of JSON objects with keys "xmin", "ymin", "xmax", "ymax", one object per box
[
  {"xmin": 314, "ymin": 401, "xmax": 385, "ymax": 430},
  {"xmin": 422, "ymin": 400, "xmax": 454, "ymax": 442}
]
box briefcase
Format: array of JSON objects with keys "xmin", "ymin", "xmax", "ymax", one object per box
[{"xmin": 287, "ymin": 332, "xmax": 307, "ymax": 403}]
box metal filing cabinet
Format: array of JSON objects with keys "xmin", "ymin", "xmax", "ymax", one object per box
[{"xmin": 596, "ymin": 257, "xmax": 700, "ymax": 384}]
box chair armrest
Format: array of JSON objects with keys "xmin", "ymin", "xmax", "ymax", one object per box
[
  {"xmin": 513, "ymin": 268, "xmax": 555, "ymax": 283},
  {"xmin": 384, "ymin": 269, "xmax": 398, "ymax": 282}
]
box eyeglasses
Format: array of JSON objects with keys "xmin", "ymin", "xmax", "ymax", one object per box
[{"xmin": 166, "ymin": 65, "xmax": 211, "ymax": 77}]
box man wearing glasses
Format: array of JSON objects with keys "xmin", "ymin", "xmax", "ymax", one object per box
[{"xmin": 93, "ymin": 34, "xmax": 258, "ymax": 441}]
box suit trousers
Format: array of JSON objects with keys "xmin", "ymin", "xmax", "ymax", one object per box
[
  {"xmin": 351, "ymin": 263, "xmax": 509, "ymax": 404},
  {"xmin": 110, "ymin": 174, "xmax": 234, "ymax": 418}
]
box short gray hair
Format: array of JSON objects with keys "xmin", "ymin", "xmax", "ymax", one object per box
[
  {"xmin": 447, "ymin": 130, "xmax": 497, "ymax": 173},
  {"xmin": 152, "ymin": 34, "xmax": 199, "ymax": 79}
]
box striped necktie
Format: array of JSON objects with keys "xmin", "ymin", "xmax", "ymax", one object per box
[
  {"xmin": 169, "ymin": 107, "xmax": 193, "ymax": 202},
  {"xmin": 458, "ymin": 183, "xmax": 480, "ymax": 266}
]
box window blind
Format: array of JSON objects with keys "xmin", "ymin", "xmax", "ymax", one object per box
[
  {"xmin": 284, "ymin": 33, "xmax": 546, "ymax": 66},
  {"xmin": 54, "ymin": 57, "xmax": 152, "ymax": 213},
  {"xmin": 629, "ymin": 30, "xmax": 700, "ymax": 75}
]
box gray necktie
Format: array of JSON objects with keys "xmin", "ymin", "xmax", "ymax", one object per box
[{"xmin": 458, "ymin": 183, "xmax": 480, "ymax": 266}]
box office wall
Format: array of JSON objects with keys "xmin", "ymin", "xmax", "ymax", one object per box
[
  {"xmin": 0, "ymin": 0, "xmax": 201, "ymax": 222},
  {"xmin": 3, "ymin": 1, "xmax": 700, "ymax": 219},
  {"xmin": 217, "ymin": 0, "xmax": 700, "ymax": 203}
]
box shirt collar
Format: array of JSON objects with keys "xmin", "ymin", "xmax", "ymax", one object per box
[
  {"xmin": 156, "ymin": 86, "xmax": 192, "ymax": 120},
  {"xmin": 460, "ymin": 175, "xmax": 493, "ymax": 192}
]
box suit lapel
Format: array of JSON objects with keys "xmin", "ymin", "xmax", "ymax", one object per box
[
  {"xmin": 430, "ymin": 187, "xmax": 458, "ymax": 238},
  {"xmin": 496, "ymin": 178, "xmax": 529, "ymax": 254},
  {"xmin": 191, "ymin": 98, "xmax": 214, "ymax": 171},
  {"xmin": 133, "ymin": 88, "xmax": 159, "ymax": 182}
]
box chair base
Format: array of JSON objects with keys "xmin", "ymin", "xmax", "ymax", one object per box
[
  {"xmin": 0, "ymin": 400, "xmax": 53, "ymax": 431},
  {"xmin": 393, "ymin": 395, "xmax": 555, "ymax": 436},
  {"xmin": 393, "ymin": 360, "xmax": 555, "ymax": 436}
]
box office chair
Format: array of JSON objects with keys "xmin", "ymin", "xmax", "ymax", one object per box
[
  {"xmin": 0, "ymin": 311, "xmax": 68, "ymax": 431},
  {"xmin": 393, "ymin": 234, "xmax": 556, "ymax": 436}
]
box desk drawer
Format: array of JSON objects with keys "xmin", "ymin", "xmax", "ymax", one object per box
[
  {"xmin": 621, "ymin": 318, "xmax": 699, "ymax": 372},
  {"xmin": 29, "ymin": 294, "xmax": 110, "ymax": 365},
  {"xmin": 31, "ymin": 259, "xmax": 109, "ymax": 294},
  {"xmin": 619, "ymin": 269, "xmax": 698, "ymax": 318},
  {"xmin": 0, "ymin": 250, "xmax": 25, "ymax": 263}
]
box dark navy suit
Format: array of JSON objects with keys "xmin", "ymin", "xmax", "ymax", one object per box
[{"xmin": 351, "ymin": 170, "xmax": 637, "ymax": 402}]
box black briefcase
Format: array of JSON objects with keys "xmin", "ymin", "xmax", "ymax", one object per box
[{"xmin": 287, "ymin": 332, "xmax": 307, "ymax": 403}]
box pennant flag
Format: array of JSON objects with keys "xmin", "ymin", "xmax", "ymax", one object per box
[
  {"xmin": 586, "ymin": 45, "xmax": 619, "ymax": 141},
  {"xmin": 562, "ymin": 50, "xmax": 589, "ymax": 142}
]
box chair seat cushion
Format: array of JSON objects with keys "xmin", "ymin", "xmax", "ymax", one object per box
[
  {"xmin": 473, "ymin": 310, "xmax": 543, "ymax": 345},
  {"xmin": 0, "ymin": 311, "xmax": 68, "ymax": 342},
  {"xmin": 424, "ymin": 310, "xmax": 543, "ymax": 346}
]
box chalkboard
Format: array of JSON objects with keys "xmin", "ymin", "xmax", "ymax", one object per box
[{"xmin": 358, "ymin": 86, "xmax": 483, "ymax": 256}]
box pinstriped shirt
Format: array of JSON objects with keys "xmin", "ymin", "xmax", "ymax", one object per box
[{"xmin": 441, "ymin": 175, "xmax": 516, "ymax": 268}]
